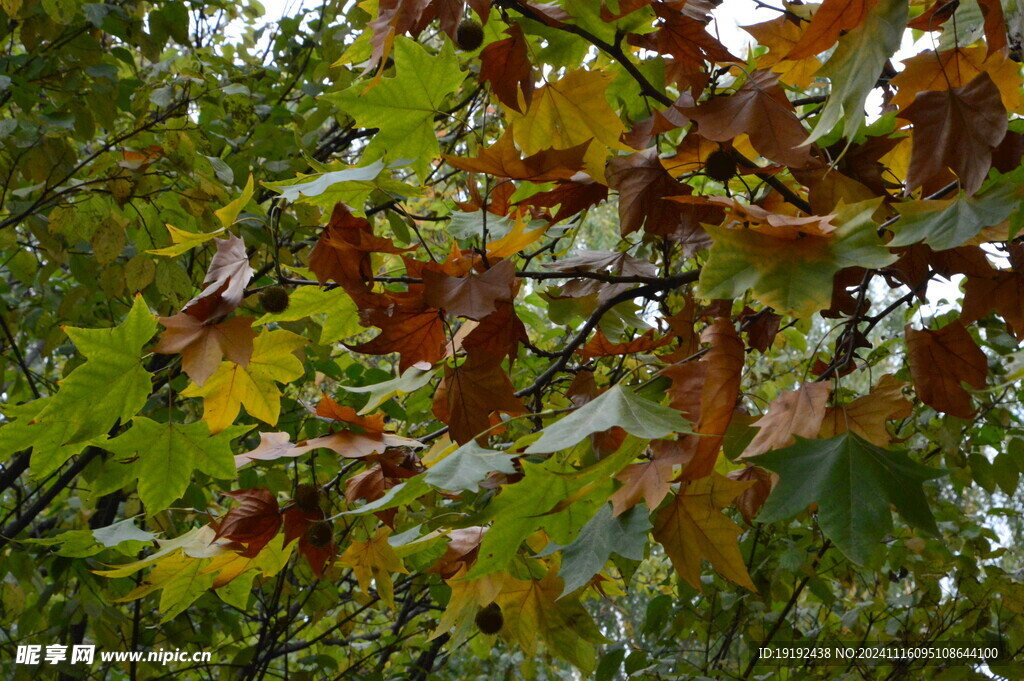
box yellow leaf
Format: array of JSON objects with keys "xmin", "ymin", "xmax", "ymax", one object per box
[
  {"xmin": 652, "ymin": 473, "xmax": 757, "ymax": 592},
  {"xmin": 338, "ymin": 528, "xmax": 408, "ymax": 608},
  {"xmin": 486, "ymin": 218, "xmax": 548, "ymax": 259},
  {"xmin": 214, "ymin": 174, "xmax": 256, "ymax": 228},
  {"xmin": 146, "ymin": 224, "xmax": 225, "ymax": 257},
  {"xmin": 181, "ymin": 329, "xmax": 306, "ymax": 434},
  {"xmin": 507, "ymin": 70, "xmax": 627, "ymax": 182},
  {"xmin": 431, "ymin": 567, "xmax": 505, "ymax": 643}
]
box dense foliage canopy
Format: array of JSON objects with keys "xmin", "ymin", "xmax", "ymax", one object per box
[{"xmin": 2, "ymin": 0, "xmax": 1024, "ymax": 679}]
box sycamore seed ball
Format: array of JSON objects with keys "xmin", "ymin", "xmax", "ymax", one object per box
[
  {"xmin": 259, "ymin": 285, "xmax": 290, "ymax": 314},
  {"xmin": 474, "ymin": 602, "xmax": 503, "ymax": 634},
  {"xmin": 456, "ymin": 19, "xmax": 484, "ymax": 51},
  {"xmin": 294, "ymin": 484, "xmax": 322, "ymax": 513},
  {"xmin": 705, "ymin": 150, "xmax": 737, "ymax": 182},
  {"xmin": 305, "ymin": 521, "xmax": 333, "ymax": 548}
]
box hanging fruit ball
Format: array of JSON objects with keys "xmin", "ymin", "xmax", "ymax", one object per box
[
  {"xmin": 304, "ymin": 521, "xmax": 333, "ymax": 548},
  {"xmin": 474, "ymin": 602, "xmax": 503, "ymax": 634},
  {"xmin": 456, "ymin": 19, "xmax": 484, "ymax": 51},
  {"xmin": 705, "ymin": 150, "xmax": 737, "ymax": 182},
  {"xmin": 294, "ymin": 484, "xmax": 322, "ymax": 513},
  {"xmin": 259, "ymin": 285, "xmax": 290, "ymax": 314}
]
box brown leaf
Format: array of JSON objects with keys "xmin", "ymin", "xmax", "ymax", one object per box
[
  {"xmin": 516, "ymin": 177, "xmax": 608, "ymax": 224},
  {"xmin": 623, "ymin": 93, "xmax": 694, "ymax": 150},
  {"xmin": 726, "ymin": 465, "xmax": 775, "ymax": 525},
  {"xmin": 577, "ymin": 329, "xmax": 673, "ymax": 360},
  {"xmin": 432, "ymin": 354, "xmax": 527, "ymax": 444},
  {"xmin": 661, "ymin": 362, "xmax": 708, "ymax": 421},
  {"xmin": 902, "ymin": 72, "xmax": 1008, "ymax": 197},
  {"xmin": 444, "ymin": 129, "xmax": 587, "ymax": 182},
  {"xmin": 785, "ymin": 0, "xmax": 871, "ymax": 59},
  {"xmin": 183, "ymin": 234, "xmax": 254, "ymax": 323},
  {"xmin": 544, "ymin": 249, "xmax": 658, "ymax": 278},
  {"xmin": 348, "ymin": 304, "xmax": 447, "ymax": 372},
  {"xmin": 282, "ymin": 506, "xmax": 334, "ymax": 577},
  {"xmin": 309, "ymin": 204, "xmax": 411, "ymax": 305},
  {"xmin": 978, "ymin": 0, "xmax": 1008, "ymax": 56},
  {"xmin": 819, "ymin": 374, "xmax": 913, "ymax": 446},
  {"xmin": 479, "ymin": 25, "xmax": 533, "ymax": 113},
  {"xmin": 154, "ymin": 313, "xmax": 255, "ymax": 386},
  {"xmin": 683, "ymin": 70, "xmax": 814, "ymax": 168},
  {"xmin": 429, "ymin": 526, "xmax": 487, "ymax": 578},
  {"xmin": 962, "ymin": 269, "xmax": 1024, "ymax": 340},
  {"xmin": 609, "ymin": 454, "xmax": 679, "ymax": 517},
  {"xmin": 627, "ymin": 4, "xmax": 737, "ymax": 66},
  {"xmin": 213, "ymin": 488, "xmax": 282, "ymax": 558},
  {"xmin": 461, "ymin": 301, "xmax": 528, "ymax": 362},
  {"xmin": 607, "ymin": 148, "xmax": 722, "ymax": 241},
  {"xmin": 423, "ymin": 259, "xmax": 517, "ymax": 320},
  {"xmin": 906, "ymin": 320, "xmax": 988, "ymax": 418},
  {"xmin": 741, "ymin": 382, "xmax": 832, "ymax": 458},
  {"xmin": 683, "ymin": 318, "xmax": 744, "ymax": 479},
  {"xmin": 740, "ymin": 309, "xmax": 781, "ymax": 353}
]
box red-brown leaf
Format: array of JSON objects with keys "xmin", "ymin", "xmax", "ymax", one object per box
[{"xmin": 906, "ymin": 321, "xmax": 988, "ymax": 418}]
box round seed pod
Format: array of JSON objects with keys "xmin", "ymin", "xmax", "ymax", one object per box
[
  {"xmin": 304, "ymin": 521, "xmax": 333, "ymax": 548},
  {"xmin": 259, "ymin": 285, "xmax": 290, "ymax": 314},
  {"xmin": 705, "ymin": 150, "xmax": 737, "ymax": 182},
  {"xmin": 294, "ymin": 484, "xmax": 322, "ymax": 513},
  {"xmin": 456, "ymin": 19, "xmax": 484, "ymax": 51},
  {"xmin": 474, "ymin": 602, "xmax": 503, "ymax": 634}
]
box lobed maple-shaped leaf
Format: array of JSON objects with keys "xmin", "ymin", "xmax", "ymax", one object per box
[
  {"xmin": 154, "ymin": 313, "xmax": 255, "ymax": 387},
  {"xmin": 699, "ymin": 199, "xmax": 896, "ymax": 318},
  {"xmin": 902, "ymin": 72, "xmax": 1008, "ymax": 197},
  {"xmin": 330, "ymin": 37, "xmax": 465, "ymax": 178},
  {"xmin": 742, "ymin": 16, "xmax": 822, "ymax": 88},
  {"xmin": 755, "ymin": 432, "xmax": 945, "ymax": 564},
  {"xmin": 432, "ymin": 354, "xmax": 527, "ymax": 444},
  {"xmin": 423, "ymin": 259, "xmax": 517, "ymax": 321},
  {"xmin": 348, "ymin": 304, "xmax": 448, "ymax": 372},
  {"xmin": 962, "ymin": 269, "xmax": 1024, "ymax": 340},
  {"xmin": 540, "ymin": 504, "xmax": 650, "ymax": 596},
  {"xmin": 786, "ymin": 0, "xmax": 871, "ymax": 59},
  {"xmin": 682, "ymin": 317, "xmax": 744, "ymax": 479},
  {"xmin": 338, "ymin": 529, "xmax": 408, "ymax": 608},
  {"xmin": 683, "ymin": 70, "xmax": 813, "ymax": 168},
  {"xmin": 212, "ymin": 488, "xmax": 282, "ymax": 558},
  {"xmin": 820, "ymin": 374, "xmax": 913, "ymax": 446},
  {"xmin": 577, "ymin": 329, "xmax": 672, "ymax": 360},
  {"xmin": 31, "ymin": 296, "xmax": 156, "ymax": 446},
  {"xmin": 460, "ymin": 301, "xmax": 529, "ymax": 362},
  {"xmin": 741, "ymin": 382, "xmax": 832, "ymax": 458},
  {"xmin": 104, "ymin": 417, "xmax": 246, "ymax": 513},
  {"xmin": 805, "ymin": 0, "xmax": 907, "ymax": 144},
  {"xmin": 905, "ymin": 321, "xmax": 988, "ymax": 419},
  {"xmin": 494, "ymin": 571, "xmax": 607, "ymax": 672},
  {"xmin": 309, "ymin": 203, "xmax": 411, "ymax": 305},
  {"xmin": 479, "ymin": 24, "xmax": 533, "ymax": 113},
  {"xmin": 609, "ymin": 452, "xmax": 681, "ymax": 517},
  {"xmin": 444, "ymin": 130, "xmax": 588, "ymax": 182},
  {"xmin": 607, "ymin": 148, "xmax": 722, "ymax": 240},
  {"xmin": 507, "ymin": 69, "xmax": 627, "ymax": 181},
  {"xmin": 627, "ymin": 3, "xmax": 736, "ymax": 67},
  {"xmin": 526, "ymin": 384, "xmax": 690, "ymax": 454},
  {"xmin": 887, "ymin": 178, "xmax": 1022, "ymax": 251},
  {"xmin": 302, "ymin": 394, "xmax": 422, "ymax": 457},
  {"xmin": 516, "ymin": 177, "xmax": 609, "ymax": 224},
  {"xmin": 652, "ymin": 473, "xmax": 756, "ymax": 591},
  {"xmin": 181, "ymin": 329, "xmax": 307, "ymax": 434},
  {"xmin": 889, "ymin": 46, "xmax": 1021, "ymax": 113},
  {"xmin": 182, "ymin": 234, "xmax": 254, "ymax": 323}
]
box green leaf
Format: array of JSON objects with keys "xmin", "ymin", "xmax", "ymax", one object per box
[
  {"xmin": 526, "ymin": 385, "xmax": 689, "ymax": 454},
  {"xmin": 326, "ymin": 37, "xmax": 465, "ymax": 178},
  {"xmin": 159, "ymin": 560, "xmax": 216, "ymax": 622},
  {"xmin": 699, "ymin": 199, "xmax": 895, "ymax": 318},
  {"xmin": 214, "ymin": 174, "xmax": 254, "ymax": 228},
  {"xmin": 806, "ymin": 0, "xmax": 908, "ymax": 143},
  {"xmin": 341, "ymin": 476, "xmax": 430, "ymax": 515},
  {"xmin": 262, "ymin": 160, "xmax": 418, "ymax": 210},
  {"xmin": 254, "ymin": 285, "xmax": 362, "ymax": 344},
  {"xmin": 31, "ymin": 296, "xmax": 156, "ymax": 445},
  {"xmin": 93, "ymin": 518, "xmax": 156, "ymax": 547},
  {"xmin": 104, "ymin": 418, "xmax": 248, "ymax": 513},
  {"xmin": 467, "ymin": 436, "xmax": 647, "ymax": 578},
  {"xmin": 540, "ymin": 504, "xmax": 651, "ymax": 596},
  {"xmin": 339, "ymin": 364, "xmax": 436, "ymax": 414},
  {"xmin": 423, "ymin": 440, "xmax": 518, "ymax": 492},
  {"xmin": 888, "ymin": 180, "xmax": 1022, "ymax": 251},
  {"xmin": 755, "ymin": 432, "xmax": 946, "ymax": 564}
]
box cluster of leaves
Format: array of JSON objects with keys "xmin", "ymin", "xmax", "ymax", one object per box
[{"xmin": 2, "ymin": 0, "xmax": 1024, "ymax": 679}]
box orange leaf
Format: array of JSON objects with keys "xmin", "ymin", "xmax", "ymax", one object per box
[
  {"xmin": 682, "ymin": 318, "xmax": 744, "ymax": 480},
  {"xmin": 444, "ymin": 128, "xmax": 588, "ymax": 182},
  {"xmin": 348, "ymin": 305, "xmax": 447, "ymax": 372},
  {"xmin": 577, "ymin": 329, "xmax": 672, "ymax": 360},
  {"xmin": 819, "ymin": 374, "xmax": 912, "ymax": 446},
  {"xmin": 785, "ymin": 0, "xmax": 871, "ymax": 60}
]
